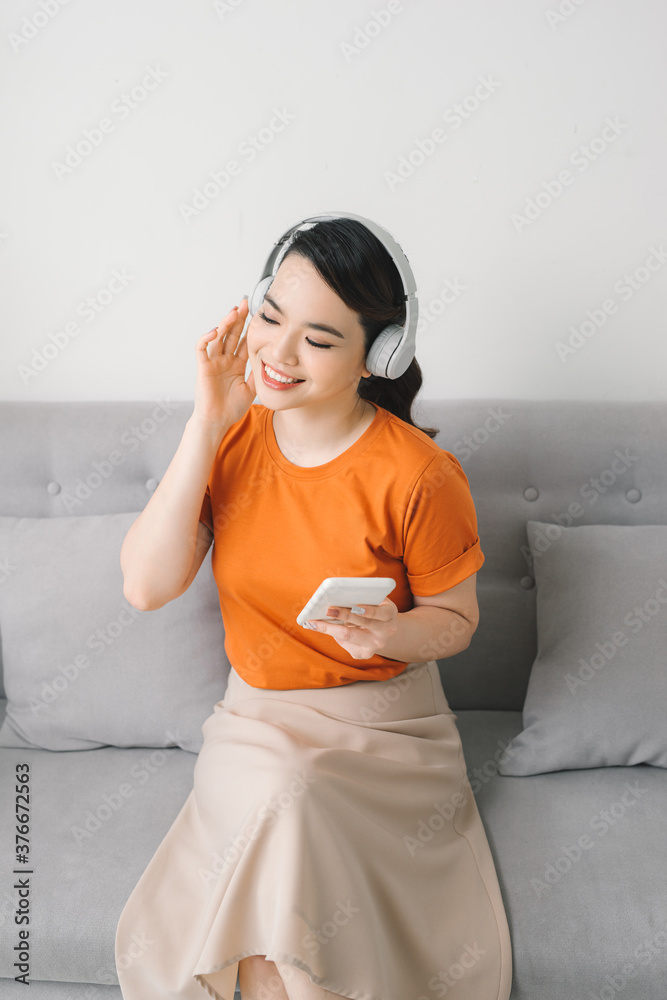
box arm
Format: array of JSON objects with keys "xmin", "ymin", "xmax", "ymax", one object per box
[
  {"xmin": 121, "ymin": 415, "xmax": 229, "ymax": 610},
  {"xmin": 121, "ymin": 301, "xmax": 254, "ymax": 610},
  {"xmin": 306, "ymin": 448, "xmax": 484, "ymax": 662},
  {"xmin": 309, "ymin": 574, "xmax": 480, "ymax": 663},
  {"xmin": 375, "ymin": 574, "xmax": 480, "ymax": 662}
]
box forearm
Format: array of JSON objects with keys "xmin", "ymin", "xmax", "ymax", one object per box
[
  {"xmin": 120, "ymin": 415, "xmax": 229, "ymax": 608},
  {"xmin": 379, "ymin": 606, "xmax": 476, "ymax": 663}
]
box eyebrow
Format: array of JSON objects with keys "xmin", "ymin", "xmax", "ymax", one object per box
[{"xmin": 263, "ymin": 294, "xmax": 346, "ymax": 339}]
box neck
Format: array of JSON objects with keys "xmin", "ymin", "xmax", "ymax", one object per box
[{"xmin": 272, "ymin": 396, "xmax": 374, "ymax": 454}]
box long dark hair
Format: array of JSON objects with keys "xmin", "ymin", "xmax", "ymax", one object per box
[{"xmin": 281, "ymin": 217, "xmax": 439, "ymax": 439}]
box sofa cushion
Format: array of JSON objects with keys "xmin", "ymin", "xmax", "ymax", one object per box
[
  {"xmin": 455, "ymin": 709, "xmax": 667, "ymax": 1000},
  {"xmin": 0, "ymin": 737, "xmax": 198, "ymax": 986},
  {"xmin": 2, "ymin": 708, "xmax": 665, "ymax": 998},
  {"xmin": 0, "ymin": 513, "xmax": 230, "ymax": 752},
  {"xmin": 498, "ymin": 521, "xmax": 667, "ymax": 775}
]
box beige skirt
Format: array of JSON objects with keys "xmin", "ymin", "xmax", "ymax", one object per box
[{"xmin": 115, "ymin": 660, "xmax": 512, "ymax": 1000}]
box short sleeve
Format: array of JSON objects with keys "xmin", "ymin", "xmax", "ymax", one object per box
[
  {"xmin": 199, "ymin": 482, "xmax": 214, "ymax": 534},
  {"xmin": 404, "ymin": 449, "xmax": 484, "ymax": 595}
]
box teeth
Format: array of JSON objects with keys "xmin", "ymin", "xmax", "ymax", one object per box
[{"xmin": 265, "ymin": 363, "xmax": 302, "ymax": 384}]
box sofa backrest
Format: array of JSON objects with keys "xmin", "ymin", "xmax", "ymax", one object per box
[{"xmin": 1, "ymin": 399, "xmax": 665, "ymax": 711}]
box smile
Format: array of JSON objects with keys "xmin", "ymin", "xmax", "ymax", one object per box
[{"xmin": 261, "ymin": 360, "xmax": 305, "ymax": 388}]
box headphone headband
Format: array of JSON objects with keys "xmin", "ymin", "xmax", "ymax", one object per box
[{"xmin": 248, "ymin": 211, "xmax": 419, "ymax": 379}]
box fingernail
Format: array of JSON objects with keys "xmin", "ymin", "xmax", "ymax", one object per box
[
  {"xmin": 351, "ymin": 605, "xmax": 365, "ymax": 615},
  {"xmin": 326, "ymin": 608, "xmax": 340, "ymax": 618}
]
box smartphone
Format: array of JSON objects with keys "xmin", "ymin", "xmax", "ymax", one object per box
[{"xmin": 296, "ymin": 577, "xmax": 396, "ymax": 630}]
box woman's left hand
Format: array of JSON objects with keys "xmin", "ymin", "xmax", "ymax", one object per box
[{"xmin": 307, "ymin": 598, "xmax": 399, "ymax": 660}]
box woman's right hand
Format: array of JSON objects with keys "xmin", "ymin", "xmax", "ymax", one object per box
[{"xmin": 193, "ymin": 298, "xmax": 257, "ymax": 429}]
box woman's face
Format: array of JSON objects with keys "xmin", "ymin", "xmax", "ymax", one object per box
[{"xmin": 246, "ymin": 253, "xmax": 372, "ymax": 413}]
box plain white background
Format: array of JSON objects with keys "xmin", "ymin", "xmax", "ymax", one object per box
[{"xmin": 1, "ymin": 0, "xmax": 666, "ymax": 402}]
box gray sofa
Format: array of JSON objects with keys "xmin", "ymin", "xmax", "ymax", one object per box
[{"xmin": 0, "ymin": 398, "xmax": 665, "ymax": 1000}]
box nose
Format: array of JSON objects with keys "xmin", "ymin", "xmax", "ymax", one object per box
[{"xmin": 268, "ymin": 325, "xmax": 300, "ymax": 365}]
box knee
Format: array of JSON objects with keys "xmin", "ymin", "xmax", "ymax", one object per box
[
  {"xmin": 239, "ymin": 953, "xmax": 282, "ymax": 977},
  {"xmin": 274, "ymin": 961, "xmax": 304, "ymax": 988},
  {"xmin": 239, "ymin": 953, "xmax": 268, "ymax": 968},
  {"xmin": 239, "ymin": 954, "xmax": 286, "ymax": 996}
]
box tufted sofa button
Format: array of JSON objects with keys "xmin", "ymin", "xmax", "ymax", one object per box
[
  {"xmin": 523, "ymin": 486, "xmax": 539, "ymax": 501},
  {"xmin": 145, "ymin": 478, "xmax": 159, "ymax": 493},
  {"xmin": 520, "ymin": 576, "xmax": 535, "ymax": 589},
  {"xmin": 625, "ymin": 488, "xmax": 641, "ymax": 503},
  {"xmin": 47, "ymin": 481, "xmax": 61, "ymax": 495}
]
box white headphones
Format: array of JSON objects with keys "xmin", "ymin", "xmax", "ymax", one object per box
[{"xmin": 246, "ymin": 211, "xmax": 419, "ymax": 379}]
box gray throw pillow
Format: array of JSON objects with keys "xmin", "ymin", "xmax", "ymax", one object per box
[
  {"xmin": 498, "ymin": 521, "xmax": 667, "ymax": 775},
  {"xmin": 0, "ymin": 513, "xmax": 230, "ymax": 752}
]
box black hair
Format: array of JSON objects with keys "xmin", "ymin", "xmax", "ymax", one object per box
[{"xmin": 280, "ymin": 217, "xmax": 439, "ymax": 439}]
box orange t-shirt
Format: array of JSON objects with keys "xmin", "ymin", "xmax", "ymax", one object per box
[{"xmin": 199, "ymin": 402, "xmax": 484, "ymax": 689}]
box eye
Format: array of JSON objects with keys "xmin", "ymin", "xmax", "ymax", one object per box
[{"xmin": 259, "ymin": 311, "xmax": 332, "ymax": 349}]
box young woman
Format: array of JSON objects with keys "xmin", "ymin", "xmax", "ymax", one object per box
[{"xmin": 115, "ymin": 217, "xmax": 512, "ymax": 1000}]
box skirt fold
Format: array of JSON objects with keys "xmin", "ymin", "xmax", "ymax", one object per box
[{"xmin": 115, "ymin": 660, "xmax": 512, "ymax": 1000}]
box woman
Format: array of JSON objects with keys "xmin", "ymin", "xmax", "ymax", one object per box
[{"xmin": 115, "ymin": 217, "xmax": 512, "ymax": 1000}]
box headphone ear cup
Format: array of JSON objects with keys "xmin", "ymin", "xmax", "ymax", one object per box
[
  {"xmin": 365, "ymin": 325, "xmax": 405, "ymax": 378},
  {"xmin": 248, "ymin": 276, "xmax": 273, "ymax": 317}
]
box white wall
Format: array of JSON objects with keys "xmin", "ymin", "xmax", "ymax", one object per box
[{"xmin": 2, "ymin": 0, "xmax": 665, "ymax": 402}]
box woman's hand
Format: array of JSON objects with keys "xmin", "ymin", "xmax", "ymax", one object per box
[
  {"xmin": 193, "ymin": 299, "xmax": 256, "ymax": 429},
  {"xmin": 307, "ymin": 598, "xmax": 399, "ymax": 660}
]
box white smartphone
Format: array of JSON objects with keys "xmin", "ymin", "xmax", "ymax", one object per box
[{"xmin": 296, "ymin": 577, "xmax": 396, "ymax": 630}]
